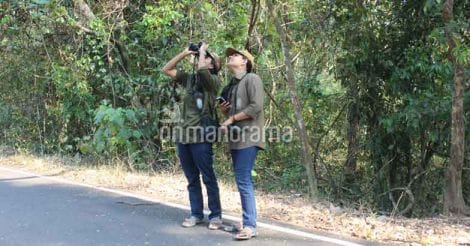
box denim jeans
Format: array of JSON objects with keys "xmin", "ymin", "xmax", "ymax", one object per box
[
  {"xmin": 177, "ymin": 142, "xmax": 221, "ymax": 220},
  {"xmin": 231, "ymin": 146, "xmax": 259, "ymax": 228}
]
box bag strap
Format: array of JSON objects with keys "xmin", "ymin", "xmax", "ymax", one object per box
[
  {"xmin": 206, "ymin": 92, "xmax": 218, "ymax": 122},
  {"xmin": 198, "ymin": 73, "xmax": 218, "ymax": 122},
  {"xmin": 229, "ymin": 73, "xmax": 248, "ymax": 116},
  {"xmin": 230, "ymin": 83, "xmax": 239, "ymax": 116}
]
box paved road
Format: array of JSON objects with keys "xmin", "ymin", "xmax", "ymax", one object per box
[{"xmin": 0, "ymin": 166, "xmax": 365, "ymax": 246}]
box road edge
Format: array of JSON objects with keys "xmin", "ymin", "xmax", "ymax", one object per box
[{"xmin": 0, "ymin": 165, "xmax": 366, "ymax": 246}]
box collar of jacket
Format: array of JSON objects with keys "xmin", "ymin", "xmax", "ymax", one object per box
[
  {"xmin": 230, "ymin": 71, "xmax": 247, "ymax": 85},
  {"xmin": 235, "ymin": 71, "xmax": 247, "ymax": 80}
]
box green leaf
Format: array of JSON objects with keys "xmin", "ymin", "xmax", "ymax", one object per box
[
  {"xmin": 126, "ymin": 110, "xmax": 137, "ymax": 122},
  {"xmin": 133, "ymin": 130, "xmax": 142, "ymax": 138}
]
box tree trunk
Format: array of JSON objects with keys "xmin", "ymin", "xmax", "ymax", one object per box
[
  {"xmin": 266, "ymin": 0, "xmax": 318, "ymax": 199},
  {"xmin": 442, "ymin": 0, "xmax": 469, "ymax": 215},
  {"xmin": 345, "ymin": 83, "xmax": 359, "ymax": 176},
  {"xmin": 444, "ymin": 62, "xmax": 468, "ymax": 215},
  {"xmin": 73, "ymin": 0, "xmax": 96, "ymax": 25}
]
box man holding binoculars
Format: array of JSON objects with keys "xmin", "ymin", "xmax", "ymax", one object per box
[{"xmin": 161, "ymin": 42, "xmax": 223, "ymax": 230}]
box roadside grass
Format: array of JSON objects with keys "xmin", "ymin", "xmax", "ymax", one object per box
[{"xmin": 0, "ymin": 147, "xmax": 469, "ymax": 245}]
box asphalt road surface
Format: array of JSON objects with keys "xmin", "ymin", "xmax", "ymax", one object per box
[{"xmin": 0, "ymin": 166, "xmax": 367, "ymax": 246}]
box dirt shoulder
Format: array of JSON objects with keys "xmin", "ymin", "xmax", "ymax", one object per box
[{"xmin": 0, "ymin": 152, "xmax": 468, "ymax": 245}]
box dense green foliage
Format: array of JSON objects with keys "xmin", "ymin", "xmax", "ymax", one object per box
[{"xmin": 0, "ymin": 0, "xmax": 468, "ymax": 216}]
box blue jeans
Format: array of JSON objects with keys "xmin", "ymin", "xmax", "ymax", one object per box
[
  {"xmin": 177, "ymin": 143, "xmax": 221, "ymax": 220},
  {"xmin": 231, "ymin": 146, "xmax": 259, "ymax": 228}
]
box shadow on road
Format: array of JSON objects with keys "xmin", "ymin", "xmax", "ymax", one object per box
[{"xmin": 0, "ymin": 170, "xmax": 368, "ymax": 246}]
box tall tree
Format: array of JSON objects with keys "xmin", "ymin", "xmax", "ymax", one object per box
[
  {"xmin": 266, "ymin": 0, "xmax": 318, "ymax": 199},
  {"xmin": 442, "ymin": 0, "xmax": 469, "ymax": 215},
  {"xmin": 344, "ymin": 76, "xmax": 360, "ymax": 178}
]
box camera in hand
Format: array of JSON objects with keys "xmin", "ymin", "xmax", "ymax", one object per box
[
  {"xmin": 215, "ymin": 96, "xmax": 226, "ymax": 104},
  {"xmin": 188, "ymin": 42, "xmax": 202, "ymax": 52},
  {"xmin": 188, "ymin": 42, "xmax": 212, "ymax": 58}
]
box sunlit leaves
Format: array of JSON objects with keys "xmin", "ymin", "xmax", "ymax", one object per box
[
  {"xmin": 140, "ymin": 4, "xmax": 184, "ymax": 42},
  {"xmin": 92, "ymin": 102, "xmax": 142, "ymax": 163}
]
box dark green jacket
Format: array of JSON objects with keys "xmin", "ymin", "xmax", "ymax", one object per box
[{"xmin": 174, "ymin": 67, "xmax": 220, "ymax": 144}]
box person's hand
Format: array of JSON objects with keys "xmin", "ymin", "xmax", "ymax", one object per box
[
  {"xmin": 199, "ymin": 42, "xmax": 208, "ymax": 54},
  {"xmin": 219, "ymin": 116, "xmax": 234, "ymax": 134},
  {"xmin": 182, "ymin": 47, "xmax": 197, "ymax": 57},
  {"xmin": 221, "ymin": 116, "xmax": 234, "ymax": 127},
  {"xmin": 219, "ymin": 101, "xmax": 231, "ymax": 114}
]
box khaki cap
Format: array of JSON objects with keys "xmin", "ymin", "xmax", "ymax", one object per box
[{"xmin": 225, "ymin": 48, "xmax": 255, "ymax": 72}]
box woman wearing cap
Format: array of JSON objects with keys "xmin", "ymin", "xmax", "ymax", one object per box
[
  {"xmin": 162, "ymin": 43, "xmax": 223, "ymax": 230},
  {"xmin": 219, "ymin": 48, "xmax": 265, "ymax": 240}
]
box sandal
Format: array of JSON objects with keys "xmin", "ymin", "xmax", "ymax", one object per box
[{"xmin": 233, "ymin": 226, "xmax": 257, "ymax": 240}]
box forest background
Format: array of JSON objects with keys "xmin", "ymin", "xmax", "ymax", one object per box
[{"xmin": 0, "ymin": 0, "xmax": 469, "ymax": 217}]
